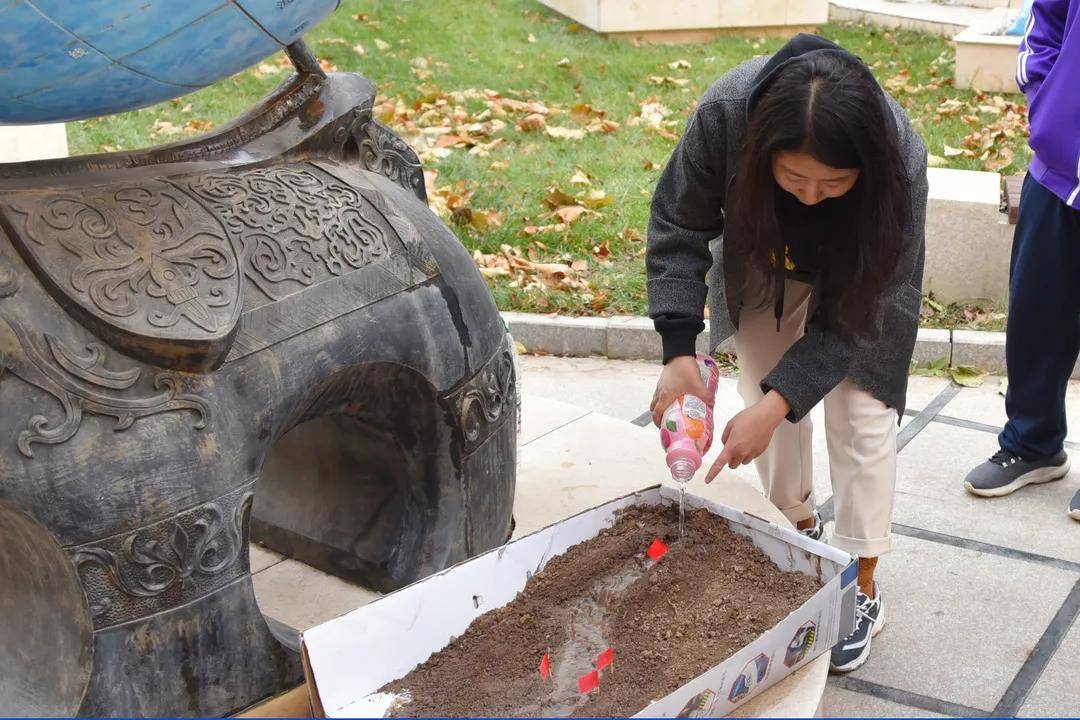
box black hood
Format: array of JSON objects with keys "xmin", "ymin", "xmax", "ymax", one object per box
[{"xmin": 745, "ymin": 33, "xmax": 891, "ymax": 120}]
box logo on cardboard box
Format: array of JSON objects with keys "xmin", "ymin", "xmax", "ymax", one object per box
[
  {"xmin": 784, "ymin": 620, "xmax": 818, "ymax": 668},
  {"xmin": 727, "ymin": 652, "xmax": 771, "ymax": 704}
]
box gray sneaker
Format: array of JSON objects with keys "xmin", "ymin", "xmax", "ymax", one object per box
[
  {"xmin": 1070, "ymin": 489, "xmax": 1080, "ymax": 521},
  {"xmin": 964, "ymin": 449, "xmax": 1070, "ymax": 498}
]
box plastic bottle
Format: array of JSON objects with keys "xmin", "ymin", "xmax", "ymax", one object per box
[{"xmin": 659, "ymin": 353, "xmax": 720, "ymax": 482}]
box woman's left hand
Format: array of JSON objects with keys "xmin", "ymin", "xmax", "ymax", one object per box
[{"xmin": 705, "ymin": 391, "xmax": 791, "ymax": 482}]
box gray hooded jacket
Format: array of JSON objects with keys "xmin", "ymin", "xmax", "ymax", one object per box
[{"xmin": 646, "ymin": 35, "xmax": 928, "ymax": 422}]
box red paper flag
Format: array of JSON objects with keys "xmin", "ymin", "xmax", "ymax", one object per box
[
  {"xmin": 578, "ymin": 669, "xmax": 599, "ymax": 693},
  {"xmin": 647, "ymin": 538, "xmax": 669, "ymax": 561},
  {"xmin": 596, "ymin": 647, "xmax": 614, "ymax": 671},
  {"xmin": 539, "ymin": 653, "xmax": 551, "ymax": 680}
]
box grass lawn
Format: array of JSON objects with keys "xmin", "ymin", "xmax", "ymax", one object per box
[{"xmin": 67, "ymin": 0, "xmax": 1027, "ymax": 323}]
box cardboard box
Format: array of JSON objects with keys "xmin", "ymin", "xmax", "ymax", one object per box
[{"xmin": 301, "ymin": 486, "xmax": 858, "ymax": 718}]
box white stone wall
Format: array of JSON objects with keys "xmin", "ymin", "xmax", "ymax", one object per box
[
  {"xmin": 538, "ymin": 0, "xmax": 829, "ymax": 32},
  {"xmin": 0, "ymin": 124, "xmax": 69, "ymax": 163}
]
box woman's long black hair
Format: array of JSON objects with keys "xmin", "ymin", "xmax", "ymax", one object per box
[{"xmin": 728, "ymin": 51, "xmax": 910, "ymax": 341}]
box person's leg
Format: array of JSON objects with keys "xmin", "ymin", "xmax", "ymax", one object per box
[
  {"xmin": 734, "ymin": 274, "xmax": 816, "ymax": 529},
  {"xmin": 824, "ymin": 379, "xmax": 897, "ymax": 586},
  {"xmin": 967, "ymin": 175, "xmax": 1080, "ymax": 496},
  {"xmin": 823, "ymin": 378, "xmax": 897, "ymax": 673}
]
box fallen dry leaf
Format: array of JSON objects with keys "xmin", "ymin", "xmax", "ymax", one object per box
[
  {"xmin": 555, "ymin": 205, "xmax": 588, "ymax": 224},
  {"xmin": 570, "ymin": 103, "xmax": 606, "ymax": 123},
  {"xmin": 570, "ymin": 168, "xmax": 592, "ymax": 185},
  {"xmin": 586, "ymin": 118, "xmax": 620, "ymax": 134},
  {"xmin": 150, "ymin": 119, "xmax": 182, "ymax": 138},
  {"xmin": 183, "ymin": 119, "xmax": 214, "ymax": 134},
  {"xmin": 517, "ymin": 113, "xmax": 547, "ymax": 132},
  {"xmin": 353, "ymin": 43, "xmax": 366, "ymax": 56},
  {"xmin": 319, "ymin": 59, "xmax": 338, "ymax": 73},
  {"xmin": 374, "ymin": 38, "xmax": 391, "ymax": 51},
  {"xmin": 668, "ymin": 59, "xmax": 692, "ymax": 70},
  {"xmin": 545, "ymin": 126, "xmax": 585, "ymax": 140},
  {"xmin": 490, "ymin": 160, "xmax": 510, "ymax": 171},
  {"xmin": 253, "ymin": 63, "xmax": 283, "ymax": 77},
  {"xmin": 582, "ymin": 189, "xmax": 613, "ymax": 209},
  {"xmin": 647, "ymin": 75, "xmax": 690, "ymax": 87},
  {"xmin": 556, "ymin": 57, "xmax": 572, "ymax": 68},
  {"xmin": 543, "ymin": 187, "xmax": 579, "ymax": 210},
  {"xmin": 524, "ymin": 223, "xmax": 568, "ymax": 235}
]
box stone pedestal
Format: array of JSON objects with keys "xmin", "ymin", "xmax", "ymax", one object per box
[
  {"xmin": 538, "ymin": 0, "xmax": 828, "ymax": 41},
  {"xmin": 955, "ymin": 8, "xmax": 1023, "ymax": 92},
  {"xmin": 0, "ymin": 123, "xmax": 68, "ymax": 163},
  {"xmin": 924, "ymin": 168, "xmax": 1013, "ymax": 303}
]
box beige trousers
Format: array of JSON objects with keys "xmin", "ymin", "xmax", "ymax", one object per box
[{"xmin": 733, "ymin": 275, "xmax": 897, "ymax": 558}]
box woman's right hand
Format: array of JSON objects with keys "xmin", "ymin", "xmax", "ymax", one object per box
[{"xmin": 650, "ymin": 355, "xmax": 716, "ymax": 427}]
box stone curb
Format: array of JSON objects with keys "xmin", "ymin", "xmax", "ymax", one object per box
[{"xmin": 503, "ymin": 312, "xmax": 1079, "ymax": 378}]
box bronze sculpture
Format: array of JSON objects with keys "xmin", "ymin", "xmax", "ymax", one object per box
[{"xmin": 0, "ymin": 42, "xmax": 517, "ymax": 717}]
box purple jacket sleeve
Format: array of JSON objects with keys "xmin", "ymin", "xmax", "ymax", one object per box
[{"xmin": 1017, "ymin": 0, "xmax": 1070, "ymax": 101}]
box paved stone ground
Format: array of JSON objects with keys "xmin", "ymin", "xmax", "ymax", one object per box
[
  {"xmin": 251, "ymin": 355, "xmax": 1079, "ymax": 717},
  {"xmin": 517, "ymin": 356, "xmax": 1080, "ymax": 718}
]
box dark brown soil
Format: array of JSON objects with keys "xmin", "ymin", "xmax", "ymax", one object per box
[{"xmin": 385, "ymin": 504, "xmax": 820, "ymax": 717}]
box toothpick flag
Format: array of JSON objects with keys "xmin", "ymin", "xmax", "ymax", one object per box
[
  {"xmin": 647, "ymin": 538, "xmax": 669, "ymax": 561},
  {"xmin": 596, "ymin": 647, "xmax": 614, "ymax": 671},
  {"xmin": 539, "ymin": 653, "xmax": 551, "ymax": 680},
  {"xmin": 578, "ymin": 669, "xmax": 600, "ymax": 693}
]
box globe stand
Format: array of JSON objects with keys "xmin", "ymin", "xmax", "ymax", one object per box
[{"xmin": 0, "ymin": 42, "xmax": 516, "ymax": 717}]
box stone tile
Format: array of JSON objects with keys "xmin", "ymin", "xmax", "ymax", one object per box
[
  {"xmin": 520, "ymin": 355, "xmax": 661, "ymax": 422},
  {"xmin": 514, "ymin": 412, "xmax": 671, "ymax": 537},
  {"xmin": 249, "ymin": 543, "xmax": 286, "ymax": 574},
  {"xmin": 1020, "ymin": 617, "xmax": 1080, "ymax": 717},
  {"xmin": 520, "ymin": 394, "xmax": 589, "ymax": 446},
  {"xmin": 894, "ymin": 423, "xmax": 1080, "ymax": 562},
  {"xmin": 514, "ymin": 410, "xmax": 776, "ymax": 537},
  {"xmin": 941, "ymin": 379, "xmax": 1080, "ymax": 445},
  {"xmin": 847, "ymin": 534, "xmax": 1077, "ymax": 711},
  {"xmin": 821, "ymin": 684, "xmax": 946, "ymax": 718},
  {"xmin": 252, "ymin": 559, "xmax": 380, "ymax": 632},
  {"xmin": 906, "ymin": 376, "xmax": 952, "ymax": 413}
]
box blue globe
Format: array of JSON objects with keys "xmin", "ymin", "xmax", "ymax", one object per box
[{"xmin": 0, "ymin": 0, "xmax": 340, "ymax": 125}]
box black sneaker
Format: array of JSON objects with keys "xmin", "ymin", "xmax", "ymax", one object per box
[
  {"xmin": 801, "ymin": 509, "xmax": 825, "ymax": 542},
  {"xmin": 1070, "ymin": 489, "xmax": 1080, "ymax": 522},
  {"xmin": 964, "ymin": 449, "xmax": 1070, "ymax": 498},
  {"xmin": 830, "ymin": 585, "xmax": 884, "ymax": 674}
]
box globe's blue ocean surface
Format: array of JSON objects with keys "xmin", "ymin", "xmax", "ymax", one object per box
[{"xmin": 0, "ymin": 0, "xmax": 340, "ymax": 125}]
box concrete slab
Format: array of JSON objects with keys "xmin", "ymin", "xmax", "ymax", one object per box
[
  {"xmin": 821, "ymin": 684, "xmax": 946, "ymax": 718},
  {"xmin": 514, "ymin": 411, "xmax": 673, "ymax": 536},
  {"xmin": 1020, "ymin": 616, "xmax": 1080, "ymax": 717},
  {"xmin": 520, "ymin": 394, "xmax": 589, "ymax": 446},
  {"xmin": 249, "ymin": 543, "xmax": 286, "ymax": 574},
  {"xmin": 952, "ymin": 329, "xmax": 1007, "ymax": 374},
  {"xmin": 847, "ymin": 534, "xmax": 1078, "ymax": 711},
  {"xmin": 514, "ymin": 409, "xmax": 760, "ymax": 537},
  {"xmin": 251, "ymin": 559, "xmax": 380, "ymax": 631},
  {"xmin": 912, "ymin": 328, "xmax": 952, "ymax": 366},
  {"xmin": 906, "ymin": 375, "xmax": 952, "ymax": 414},
  {"xmin": 520, "ymin": 354, "xmax": 660, "ymax": 422},
  {"xmin": 894, "ymin": 423, "xmax": 1080, "ymax": 562}
]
